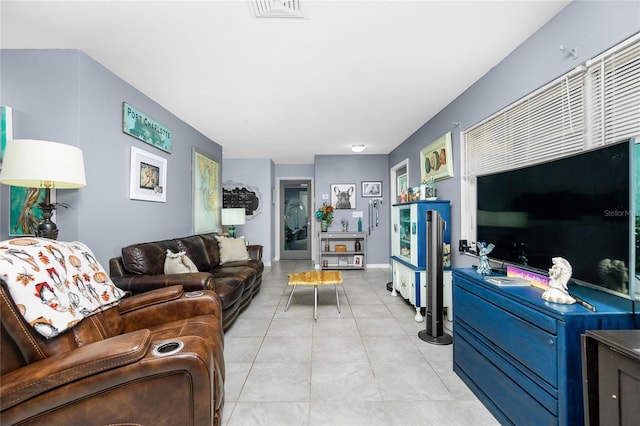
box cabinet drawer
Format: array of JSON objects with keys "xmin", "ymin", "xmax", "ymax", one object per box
[
  {"xmin": 455, "ymin": 285, "xmax": 559, "ymax": 388},
  {"xmin": 455, "ymin": 274, "xmax": 557, "ymax": 334},
  {"xmin": 455, "ymin": 326, "xmax": 558, "ymax": 425}
]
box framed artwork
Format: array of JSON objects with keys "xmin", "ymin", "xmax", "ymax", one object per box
[
  {"xmin": 193, "ymin": 147, "xmax": 220, "ymax": 233},
  {"xmin": 420, "ymin": 131, "xmax": 454, "ymax": 182},
  {"xmin": 123, "ymin": 102, "xmax": 172, "ymax": 153},
  {"xmin": 129, "ymin": 146, "xmax": 167, "ymax": 202},
  {"xmin": 362, "ymin": 181, "xmax": 382, "ymax": 197},
  {"xmin": 331, "ymin": 183, "xmax": 356, "ymax": 209},
  {"xmin": 353, "ymin": 254, "xmax": 363, "ymax": 266},
  {"xmin": 9, "ymin": 187, "xmax": 50, "ymax": 236},
  {"xmin": 1, "ymin": 106, "xmax": 13, "ymax": 170}
]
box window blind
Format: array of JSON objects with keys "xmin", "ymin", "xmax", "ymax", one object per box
[
  {"xmin": 587, "ymin": 35, "xmax": 640, "ymax": 146},
  {"xmin": 464, "ymin": 32, "xmax": 640, "ymax": 179}
]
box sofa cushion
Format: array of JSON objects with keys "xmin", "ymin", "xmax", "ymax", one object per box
[
  {"xmin": 164, "ymin": 250, "xmax": 198, "ymax": 274},
  {"xmin": 216, "ymin": 236, "xmax": 250, "ymax": 264},
  {"xmin": 0, "ymin": 238, "xmax": 126, "ymax": 339}
]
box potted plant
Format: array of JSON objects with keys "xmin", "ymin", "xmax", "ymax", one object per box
[{"xmin": 315, "ymin": 203, "xmax": 334, "ymax": 232}]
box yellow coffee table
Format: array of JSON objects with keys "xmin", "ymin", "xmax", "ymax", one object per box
[{"xmin": 285, "ymin": 270, "xmax": 343, "ymax": 320}]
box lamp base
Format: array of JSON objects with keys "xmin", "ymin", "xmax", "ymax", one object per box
[
  {"xmin": 36, "ymin": 201, "xmax": 58, "ymax": 240},
  {"xmin": 228, "ymin": 225, "xmax": 237, "ymax": 238}
]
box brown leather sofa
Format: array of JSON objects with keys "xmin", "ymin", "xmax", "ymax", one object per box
[
  {"xmin": 1, "ymin": 282, "xmax": 225, "ymax": 425},
  {"xmin": 109, "ymin": 233, "xmax": 264, "ymax": 330}
]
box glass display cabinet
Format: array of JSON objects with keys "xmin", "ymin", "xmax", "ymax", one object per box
[{"xmin": 391, "ymin": 200, "xmax": 451, "ymax": 321}]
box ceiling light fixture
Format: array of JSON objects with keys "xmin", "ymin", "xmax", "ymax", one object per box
[{"xmin": 351, "ymin": 145, "xmax": 365, "ymax": 153}]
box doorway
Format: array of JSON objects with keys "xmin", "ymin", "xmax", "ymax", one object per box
[
  {"xmin": 390, "ymin": 159, "xmax": 408, "ymax": 204},
  {"xmin": 280, "ymin": 180, "xmax": 312, "ymax": 260}
]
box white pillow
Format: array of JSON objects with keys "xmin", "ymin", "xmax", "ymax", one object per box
[
  {"xmin": 164, "ymin": 249, "xmax": 199, "ymax": 274},
  {"xmin": 216, "ymin": 236, "xmax": 250, "ymax": 264}
]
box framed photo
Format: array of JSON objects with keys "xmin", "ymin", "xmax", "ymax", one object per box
[
  {"xmin": 193, "ymin": 147, "xmax": 221, "ymax": 233},
  {"xmin": 331, "ymin": 183, "xmax": 356, "ymax": 209},
  {"xmin": 362, "ymin": 181, "xmax": 382, "ymax": 197},
  {"xmin": 420, "ymin": 131, "xmax": 453, "ymax": 182},
  {"xmin": 353, "ymin": 254, "xmax": 363, "ymax": 266},
  {"xmin": 129, "ymin": 146, "xmax": 167, "ymax": 202}
]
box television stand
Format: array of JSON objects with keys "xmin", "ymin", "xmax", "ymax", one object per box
[{"xmin": 453, "ymin": 268, "xmax": 638, "ymax": 425}]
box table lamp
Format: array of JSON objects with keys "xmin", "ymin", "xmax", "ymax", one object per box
[
  {"xmin": 221, "ymin": 208, "xmax": 246, "ymax": 238},
  {"xmin": 0, "ymin": 139, "xmax": 86, "ymax": 239}
]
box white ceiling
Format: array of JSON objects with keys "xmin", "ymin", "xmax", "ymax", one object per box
[{"xmin": 0, "ymin": 0, "xmax": 571, "ymax": 164}]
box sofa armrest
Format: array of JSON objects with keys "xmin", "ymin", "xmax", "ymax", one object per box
[
  {"xmin": 247, "ymin": 244, "xmax": 263, "ymax": 261},
  {"xmin": 119, "ymin": 286, "xmax": 222, "ymax": 330},
  {"xmin": 111, "ymin": 271, "xmax": 216, "ymax": 295},
  {"xmin": 1, "ymin": 329, "xmax": 151, "ymax": 409}
]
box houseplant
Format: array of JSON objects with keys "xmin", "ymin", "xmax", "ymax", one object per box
[{"xmin": 315, "ymin": 203, "xmax": 334, "ymax": 232}]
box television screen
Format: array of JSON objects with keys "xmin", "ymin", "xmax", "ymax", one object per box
[{"xmin": 476, "ymin": 140, "xmax": 632, "ymax": 297}]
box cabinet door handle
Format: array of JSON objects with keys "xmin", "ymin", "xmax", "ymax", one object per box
[{"xmin": 548, "ymin": 339, "xmax": 554, "ymax": 346}]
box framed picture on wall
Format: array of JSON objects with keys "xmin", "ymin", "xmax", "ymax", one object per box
[
  {"xmin": 193, "ymin": 147, "xmax": 220, "ymax": 233},
  {"xmin": 129, "ymin": 146, "xmax": 167, "ymax": 202},
  {"xmin": 330, "ymin": 183, "xmax": 356, "ymax": 209},
  {"xmin": 420, "ymin": 131, "xmax": 454, "ymax": 182},
  {"xmin": 362, "ymin": 181, "xmax": 382, "ymax": 197}
]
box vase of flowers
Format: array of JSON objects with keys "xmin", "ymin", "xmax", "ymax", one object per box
[{"xmin": 315, "ymin": 202, "xmax": 334, "ymax": 232}]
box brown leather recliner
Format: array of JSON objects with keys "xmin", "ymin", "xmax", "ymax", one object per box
[{"xmin": 0, "ymin": 281, "xmax": 226, "ymax": 425}]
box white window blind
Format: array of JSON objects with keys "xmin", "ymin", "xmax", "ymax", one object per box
[
  {"xmin": 464, "ymin": 69, "xmax": 585, "ymax": 177},
  {"xmin": 464, "ymin": 32, "xmax": 640, "ymax": 179},
  {"xmin": 587, "ymin": 35, "xmax": 640, "ymax": 146}
]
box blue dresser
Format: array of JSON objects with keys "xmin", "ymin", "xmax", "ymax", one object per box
[{"xmin": 453, "ymin": 268, "xmax": 638, "ymax": 425}]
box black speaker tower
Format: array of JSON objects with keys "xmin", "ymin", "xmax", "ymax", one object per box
[{"xmin": 418, "ymin": 210, "xmax": 452, "ymax": 345}]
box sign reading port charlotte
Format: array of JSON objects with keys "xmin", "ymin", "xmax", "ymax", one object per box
[{"xmin": 123, "ymin": 102, "xmax": 172, "ymax": 153}]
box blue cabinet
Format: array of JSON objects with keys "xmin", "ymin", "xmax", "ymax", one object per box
[
  {"xmin": 391, "ymin": 200, "xmax": 451, "ymax": 321},
  {"xmin": 452, "ymin": 268, "xmax": 639, "ymax": 425}
]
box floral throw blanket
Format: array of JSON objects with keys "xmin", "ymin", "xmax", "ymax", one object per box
[{"xmin": 0, "ymin": 238, "xmax": 125, "ymax": 339}]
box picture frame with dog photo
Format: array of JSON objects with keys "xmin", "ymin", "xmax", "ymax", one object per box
[{"xmin": 330, "ymin": 183, "xmax": 356, "ymax": 209}]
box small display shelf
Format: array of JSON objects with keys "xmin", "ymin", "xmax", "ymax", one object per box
[{"xmin": 318, "ymin": 232, "xmax": 366, "ymax": 270}]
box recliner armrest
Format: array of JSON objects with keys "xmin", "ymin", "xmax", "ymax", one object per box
[
  {"xmin": 1, "ymin": 329, "xmax": 151, "ymax": 409},
  {"xmin": 118, "ymin": 285, "xmax": 184, "ymax": 314}
]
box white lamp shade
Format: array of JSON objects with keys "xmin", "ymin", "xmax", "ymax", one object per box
[
  {"xmin": 0, "ymin": 139, "xmax": 86, "ymax": 188},
  {"xmin": 221, "ymin": 208, "xmax": 246, "ymax": 226}
]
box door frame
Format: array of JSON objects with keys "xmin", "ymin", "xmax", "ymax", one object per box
[
  {"xmin": 276, "ymin": 177, "xmax": 315, "ymax": 261},
  {"xmin": 390, "ymin": 158, "xmax": 409, "ymax": 205}
]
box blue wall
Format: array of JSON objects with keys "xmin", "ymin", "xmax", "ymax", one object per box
[
  {"xmin": 222, "ymin": 158, "xmax": 274, "ymax": 264},
  {"xmin": 1, "ymin": 50, "xmax": 223, "ymax": 267},
  {"xmin": 314, "ymin": 154, "xmax": 389, "ymax": 266},
  {"xmin": 389, "ymin": 0, "xmax": 640, "ymax": 269}
]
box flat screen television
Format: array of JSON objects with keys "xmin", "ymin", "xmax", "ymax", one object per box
[{"xmin": 476, "ymin": 139, "xmax": 636, "ymax": 299}]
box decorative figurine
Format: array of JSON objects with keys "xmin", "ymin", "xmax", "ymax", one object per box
[
  {"xmin": 424, "ymin": 176, "xmax": 437, "ymax": 200},
  {"xmin": 476, "ymin": 242, "xmax": 495, "ymax": 275},
  {"xmin": 542, "ymin": 257, "xmax": 575, "ymax": 304}
]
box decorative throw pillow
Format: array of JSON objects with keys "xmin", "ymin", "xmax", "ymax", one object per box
[
  {"xmin": 164, "ymin": 249, "xmax": 199, "ymax": 274},
  {"xmin": 0, "ymin": 238, "xmax": 126, "ymax": 339},
  {"xmin": 216, "ymin": 236, "xmax": 250, "ymax": 264}
]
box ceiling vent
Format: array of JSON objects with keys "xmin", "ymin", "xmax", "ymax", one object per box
[{"xmin": 250, "ymin": 0, "xmax": 305, "ymax": 19}]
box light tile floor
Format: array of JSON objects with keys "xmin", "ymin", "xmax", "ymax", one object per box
[{"xmin": 222, "ymin": 260, "xmax": 499, "ymax": 426}]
